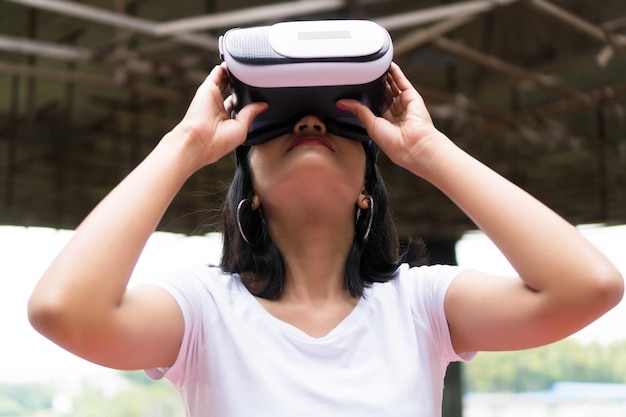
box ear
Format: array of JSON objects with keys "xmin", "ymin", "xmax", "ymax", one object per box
[
  {"xmin": 251, "ymin": 194, "xmax": 261, "ymax": 210},
  {"xmin": 356, "ymin": 190, "xmax": 370, "ymax": 210}
]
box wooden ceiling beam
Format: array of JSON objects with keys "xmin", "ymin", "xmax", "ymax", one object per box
[
  {"xmin": 431, "ymin": 36, "xmax": 587, "ymax": 101},
  {"xmin": 524, "ymin": 0, "xmax": 626, "ymax": 50},
  {"xmin": 527, "ymin": 81, "xmax": 626, "ymax": 117},
  {"xmin": 376, "ymin": 0, "xmax": 520, "ymax": 31},
  {"xmin": 0, "ymin": 35, "xmax": 207, "ymax": 85},
  {"xmin": 3, "ymin": 0, "xmax": 218, "ymax": 50},
  {"xmin": 0, "ymin": 61, "xmax": 185, "ymax": 102},
  {"xmin": 393, "ymin": 14, "xmax": 477, "ymax": 56},
  {"xmin": 602, "ymin": 16, "xmax": 626, "ymax": 33},
  {"xmin": 417, "ymin": 85, "xmax": 524, "ymax": 126},
  {"xmin": 0, "ymin": 34, "xmax": 91, "ymax": 62},
  {"xmin": 157, "ymin": 0, "xmax": 346, "ymax": 35}
]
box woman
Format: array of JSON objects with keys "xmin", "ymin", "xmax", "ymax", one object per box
[{"xmin": 28, "ymin": 62, "xmax": 623, "ymax": 416}]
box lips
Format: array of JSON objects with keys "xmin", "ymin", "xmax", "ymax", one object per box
[{"xmin": 286, "ymin": 134, "xmax": 335, "ymax": 152}]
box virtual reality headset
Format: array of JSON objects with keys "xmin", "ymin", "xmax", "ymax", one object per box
[{"xmin": 219, "ymin": 20, "xmax": 393, "ymax": 146}]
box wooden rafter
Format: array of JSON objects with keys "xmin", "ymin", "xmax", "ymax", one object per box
[
  {"xmin": 0, "ymin": 61, "xmax": 185, "ymax": 102},
  {"xmin": 524, "ymin": 0, "xmax": 626, "ymax": 50},
  {"xmin": 430, "ymin": 36, "xmax": 587, "ymax": 100},
  {"xmin": 3, "ymin": 0, "xmax": 218, "ymax": 49}
]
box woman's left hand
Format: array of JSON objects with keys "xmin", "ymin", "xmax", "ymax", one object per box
[
  {"xmin": 336, "ymin": 62, "xmax": 448, "ymax": 174},
  {"xmin": 339, "ymin": 62, "xmax": 624, "ymax": 355}
]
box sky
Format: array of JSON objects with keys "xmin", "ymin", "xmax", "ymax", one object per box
[{"xmin": 0, "ymin": 223, "xmax": 624, "ymax": 384}]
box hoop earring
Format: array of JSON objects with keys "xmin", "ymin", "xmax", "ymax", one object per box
[
  {"xmin": 356, "ymin": 195, "xmax": 374, "ymax": 242},
  {"xmin": 237, "ymin": 199, "xmax": 252, "ymax": 245}
]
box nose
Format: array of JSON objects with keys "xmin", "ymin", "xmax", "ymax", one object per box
[{"xmin": 293, "ymin": 115, "xmax": 326, "ymax": 134}]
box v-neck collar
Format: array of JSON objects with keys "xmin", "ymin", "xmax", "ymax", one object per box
[{"xmin": 234, "ymin": 274, "xmax": 372, "ymax": 342}]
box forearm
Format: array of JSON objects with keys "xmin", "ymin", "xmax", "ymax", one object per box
[
  {"xmin": 347, "ymin": 62, "xmax": 622, "ymax": 351},
  {"xmin": 29, "ymin": 129, "xmax": 199, "ymax": 333},
  {"xmin": 411, "ymin": 132, "xmax": 621, "ymax": 296}
]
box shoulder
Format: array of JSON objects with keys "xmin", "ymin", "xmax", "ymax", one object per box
[
  {"xmin": 367, "ymin": 263, "xmax": 465, "ymax": 314},
  {"xmin": 391, "ymin": 263, "xmax": 465, "ymax": 292},
  {"xmin": 375, "ymin": 263, "xmax": 466, "ymax": 320},
  {"xmin": 152, "ymin": 264, "xmax": 237, "ymax": 292},
  {"xmin": 148, "ymin": 264, "xmax": 242, "ymax": 317},
  {"xmin": 369, "ymin": 264, "xmax": 473, "ymax": 363}
]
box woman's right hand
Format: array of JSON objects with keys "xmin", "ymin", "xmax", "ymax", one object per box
[{"xmin": 168, "ymin": 62, "xmax": 268, "ymax": 170}]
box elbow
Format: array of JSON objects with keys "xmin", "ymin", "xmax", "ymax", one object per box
[
  {"xmin": 28, "ymin": 290, "xmax": 64, "ymax": 338},
  {"xmin": 27, "ymin": 288, "xmax": 77, "ymax": 343},
  {"xmin": 588, "ymin": 264, "xmax": 624, "ymax": 315}
]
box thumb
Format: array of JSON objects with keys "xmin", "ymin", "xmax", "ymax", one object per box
[{"xmin": 234, "ymin": 102, "xmax": 268, "ymax": 129}]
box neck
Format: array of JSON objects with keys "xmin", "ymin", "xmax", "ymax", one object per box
[{"xmin": 265, "ymin": 207, "xmax": 356, "ymax": 303}]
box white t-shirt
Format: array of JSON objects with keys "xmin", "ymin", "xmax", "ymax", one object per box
[{"xmin": 146, "ymin": 263, "xmax": 474, "ymax": 417}]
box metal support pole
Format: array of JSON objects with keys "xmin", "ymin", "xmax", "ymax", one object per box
[
  {"xmin": 424, "ymin": 238, "xmax": 464, "ymax": 417},
  {"xmin": 596, "ymin": 106, "xmax": 609, "ymax": 221},
  {"xmin": 26, "ymin": 8, "xmax": 37, "ymax": 119},
  {"xmin": 4, "ymin": 76, "xmax": 20, "ymax": 207}
]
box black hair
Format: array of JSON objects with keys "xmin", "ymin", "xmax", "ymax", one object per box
[{"xmin": 219, "ymin": 142, "xmax": 428, "ymax": 300}]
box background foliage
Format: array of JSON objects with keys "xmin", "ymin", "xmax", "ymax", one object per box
[
  {"xmin": 0, "ymin": 372, "xmax": 183, "ymax": 417},
  {"xmin": 464, "ymin": 339, "xmax": 626, "ymax": 392}
]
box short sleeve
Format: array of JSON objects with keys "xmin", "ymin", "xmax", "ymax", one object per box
[
  {"xmin": 144, "ymin": 264, "xmax": 221, "ymax": 385},
  {"xmin": 399, "ymin": 264, "xmax": 477, "ymax": 364}
]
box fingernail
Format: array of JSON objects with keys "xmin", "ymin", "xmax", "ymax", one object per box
[
  {"xmin": 336, "ymin": 102, "xmax": 350, "ymax": 111},
  {"xmin": 259, "ymin": 104, "xmax": 269, "ymax": 113}
]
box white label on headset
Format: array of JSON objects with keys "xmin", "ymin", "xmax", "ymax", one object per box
[{"xmin": 268, "ymin": 20, "xmax": 386, "ymax": 58}]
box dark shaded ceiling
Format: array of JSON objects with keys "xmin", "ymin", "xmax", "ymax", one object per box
[{"xmin": 0, "ymin": 0, "xmax": 625, "ymax": 240}]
